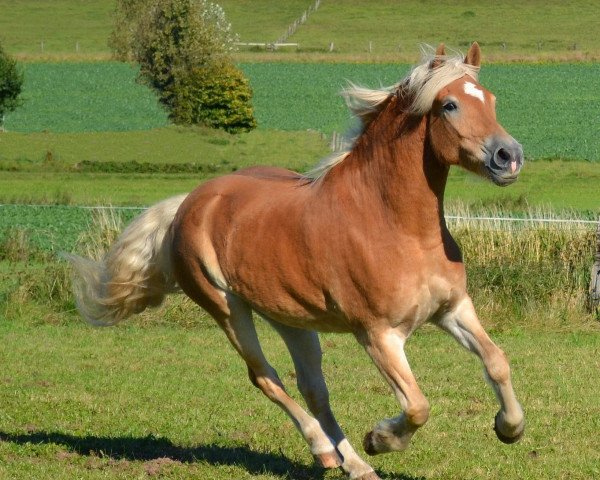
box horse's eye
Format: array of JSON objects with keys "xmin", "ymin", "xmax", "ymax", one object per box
[{"xmin": 443, "ymin": 101, "xmax": 458, "ymax": 112}]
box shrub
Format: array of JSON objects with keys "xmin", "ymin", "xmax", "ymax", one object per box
[
  {"xmin": 0, "ymin": 43, "xmax": 24, "ymax": 131},
  {"xmin": 170, "ymin": 62, "xmax": 257, "ymax": 132}
]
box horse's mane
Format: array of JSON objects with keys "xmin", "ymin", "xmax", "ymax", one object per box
[{"xmin": 306, "ymin": 50, "xmax": 480, "ymax": 180}]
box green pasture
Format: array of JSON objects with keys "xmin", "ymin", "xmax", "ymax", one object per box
[
  {"xmin": 0, "ymin": 312, "xmax": 599, "ymax": 479},
  {"xmin": 1, "ymin": 0, "xmax": 599, "ymax": 61},
  {"xmin": 0, "ymin": 126, "xmax": 599, "ymax": 213},
  {"xmin": 285, "ymin": 0, "xmax": 599, "ymax": 58},
  {"xmin": 0, "ymin": 0, "xmax": 114, "ymax": 59}
]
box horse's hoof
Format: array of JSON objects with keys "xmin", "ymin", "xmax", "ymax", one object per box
[
  {"xmin": 494, "ymin": 412, "xmax": 524, "ymax": 444},
  {"xmin": 313, "ymin": 450, "xmax": 341, "ymax": 469},
  {"xmin": 363, "ymin": 431, "xmax": 379, "ymax": 456}
]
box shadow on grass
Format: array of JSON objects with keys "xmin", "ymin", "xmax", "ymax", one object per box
[{"xmin": 0, "ymin": 430, "xmax": 424, "ymax": 480}]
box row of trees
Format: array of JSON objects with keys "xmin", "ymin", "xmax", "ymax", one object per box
[{"xmin": 110, "ymin": 0, "xmax": 256, "ymax": 133}]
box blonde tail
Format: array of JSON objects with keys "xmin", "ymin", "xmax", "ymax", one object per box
[{"xmin": 65, "ymin": 194, "xmax": 187, "ymax": 326}]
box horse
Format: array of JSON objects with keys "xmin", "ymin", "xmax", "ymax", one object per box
[{"xmin": 67, "ymin": 43, "xmax": 525, "ymax": 480}]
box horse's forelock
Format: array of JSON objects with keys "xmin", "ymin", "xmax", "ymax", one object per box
[{"xmin": 407, "ymin": 55, "xmax": 480, "ymax": 115}]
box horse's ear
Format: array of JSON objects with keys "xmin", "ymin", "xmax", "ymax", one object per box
[
  {"xmin": 464, "ymin": 42, "xmax": 481, "ymax": 67},
  {"xmin": 430, "ymin": 43, "xmax": 446, "ymax": 69}
]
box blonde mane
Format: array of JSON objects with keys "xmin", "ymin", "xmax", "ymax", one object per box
[{"xmin": 306, "ymin": 51, "xmax": 480, "ymax": 179}]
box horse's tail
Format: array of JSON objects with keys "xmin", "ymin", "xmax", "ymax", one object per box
[{"xmin": 64, "ymin": 194, "xmax": 188, "ymax": 326}]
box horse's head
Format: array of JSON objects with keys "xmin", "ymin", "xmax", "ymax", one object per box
[{"xmin": 426, "ymin": 43, "xmax": 523, "ymax": 186}]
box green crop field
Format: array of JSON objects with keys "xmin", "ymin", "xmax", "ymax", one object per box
[
  {"xmin": 4, "ymin": 62, "xmax": 600, "ymax": 161},
  {"xmin": 4, "ymin": 63, "xmax": 168, "ymax": 133}
]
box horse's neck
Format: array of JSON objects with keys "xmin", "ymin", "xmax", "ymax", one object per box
[{"xmin": 323, "ymin": 99, "xmax": 449, "ymax": 240}]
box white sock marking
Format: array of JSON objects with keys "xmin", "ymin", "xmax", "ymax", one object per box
[{"xmin": 464, "ymin": 82, "xmax": 485, "ymax": 103}]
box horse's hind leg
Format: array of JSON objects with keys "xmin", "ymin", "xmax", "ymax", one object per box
[
  {"xmin": 437, "ymin": 297, "xmax": 525, "ymax": 443},
  {"xmin": 357, "ymin": 328, "xmax": 430, "ymax": 456},
  {"xmin": 216, "ymin": 295, "xmax": 342, "ymax": 468},
  {"xmin": 268, "ymin": 321, "xmax": 378, "ymax": 480}
]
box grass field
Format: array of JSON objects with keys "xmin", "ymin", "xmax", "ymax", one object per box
[
  {"xmin": 1, "ymin": 0, "xmax": 600, "ymax": 62},
  {"xmin": 0, "ymin": 314, "xmax": 599, "ymax": 479}
]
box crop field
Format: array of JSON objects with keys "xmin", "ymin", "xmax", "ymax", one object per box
[
  {"xmin": 4, "ymin": 62, "xmax": 600, "ymax": 161},
  {"xmin": 5, "ymin": 63, "xmax": 168, "ymax": 133}
]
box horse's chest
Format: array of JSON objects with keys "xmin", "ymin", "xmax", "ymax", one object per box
[
  {"xmin": 347, "ymin": 253, "xmax": 465, "ymax": 331},
  {"xmin": 393, "ymin": 275, "xmax": 458, "ymax": 329}
]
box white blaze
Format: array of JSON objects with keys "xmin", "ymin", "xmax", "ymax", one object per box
[{"xmin": 464, "ymin": 81, "xmax": 485, "ymax": 103}]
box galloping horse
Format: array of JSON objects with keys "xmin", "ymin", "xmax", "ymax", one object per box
[{"xmin": 68, "ymin": 43, "xmax": 525, "ymax": 479}]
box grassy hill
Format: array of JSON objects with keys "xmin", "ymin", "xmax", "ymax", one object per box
[{"xmin": 1, "ymin": 0, "xmax": 599, "ymax": 62}]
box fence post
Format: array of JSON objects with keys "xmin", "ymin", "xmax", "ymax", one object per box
[{"xmin": 588, "ymin": 218, "xmax": 600, "ymax": 313}]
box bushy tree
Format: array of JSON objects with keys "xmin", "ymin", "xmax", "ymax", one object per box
[
  {"xmin": 0, "ymin": 44, "xmax": 24, "ymax": 131},
  {"xmin": 170, "ymin": 61, "xmax": 256, "ymax": 132},
  {"xmin": 109, "ymin": 0, "xmax": 149, "ymax": 61},
  {"xmin": 110, "ymin": 0, "xmax": 256, "ymax": 133}
]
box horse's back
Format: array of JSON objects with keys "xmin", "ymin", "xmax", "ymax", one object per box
[
  {"xmin": 170, "ymin": 166, "xmax": 326, "ymax": 320},
  {"xmin": 232, "ymin": 165, "xmax": 308, "ymax": 182}
]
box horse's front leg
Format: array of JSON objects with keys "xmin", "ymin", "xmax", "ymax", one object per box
[
  {"xmin": 437, "ymin": 297, "xmax": 525, "ymax": 443},
  {"xmin": 357, "ymin": 328, "xmax": 430, "ymax": 455}
]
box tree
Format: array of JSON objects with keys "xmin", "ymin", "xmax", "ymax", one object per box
[
  {"xmin": 0, "ymin": 44, "xmax": 24, "ymax": 131},
  {"xmin": 111, "ymin": 0, "xmax": 256, "ymax": 133},
  {"xmin": 109, "ymin": 0, "xmax": 150, "ymax": 61}
]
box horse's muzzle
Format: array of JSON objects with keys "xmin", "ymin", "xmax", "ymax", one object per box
[{"xmin": 484, "ymin": 137, "xmax": 524, "ymax": 186}]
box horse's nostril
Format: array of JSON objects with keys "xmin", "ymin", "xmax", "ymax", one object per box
[{"xmin": 496, "ymin": 147, "xmax": 511, "ymax": 163}]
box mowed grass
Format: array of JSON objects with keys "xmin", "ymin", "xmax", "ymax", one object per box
[
  {"xmin": 0, "ymin": 316, "xmax": 599, "ymax": 480},
  {"xmin": 1, "ymin": 0, "xmax": 600, "ymax": 61},
  {"xmin": 0, "ymin": 0, "xmax": 114, "ymax": 59}
]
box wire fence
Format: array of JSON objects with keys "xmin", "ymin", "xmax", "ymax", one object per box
[
  {"xmin": 2, "ymin": 203, "xmax": 597, "ymax": 225},
  {"xmin": 2, "ymin": 202, "xmax": 599, "ymax": 308}
]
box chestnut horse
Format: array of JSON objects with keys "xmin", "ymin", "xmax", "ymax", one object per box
[{"xmin": 68, "ymin": 43, "xmax": 525, "ymax": 479}]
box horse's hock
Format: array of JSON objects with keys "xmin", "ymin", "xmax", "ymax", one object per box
[{"xmin": 589, "ymin": 219, "xmax": 600, "ymax": 313}]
